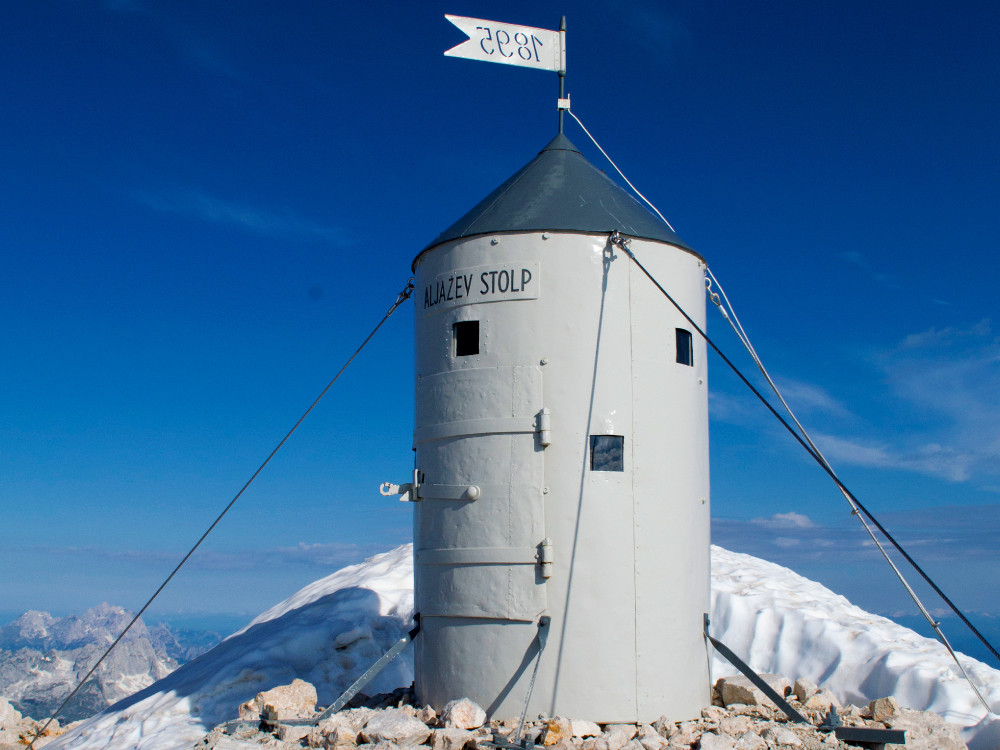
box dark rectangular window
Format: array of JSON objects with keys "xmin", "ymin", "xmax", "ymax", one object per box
[
  {"xmin": 676, "ymin": 328, "xmax": 693, "ymax": 366},
  {"xmin": 453, "ymin": 320, "xmax": 480, "ymax": 356},
  {"xmin": 590, "ymin": 435, "xmax": 624, "ymax": 472}
]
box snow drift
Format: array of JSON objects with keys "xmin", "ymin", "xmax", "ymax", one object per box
[
  {"xmin": 710, "ymin": 547, "xmax": 1000, "ymax": 748},
  {"xmin": 47, "ymin": 545, "xmax": 1000, "ymax": 750}
]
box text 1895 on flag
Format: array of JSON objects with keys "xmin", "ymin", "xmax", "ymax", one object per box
[{"xmin": 444, "ymin": 15, "xmax": 564, "ymax": 73}]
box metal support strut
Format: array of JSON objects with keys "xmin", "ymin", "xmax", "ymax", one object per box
[
  {"xmin": 704, "ymin": 615, "xmax": 906, "ymax": 746},
  {"xmin": 703, "ymin": 615, "xmax": 808, "ymax": 724},
  {"xmin": 313, "ymin": 615, "xmax": 422, "ymax": 723},
  {"xmin": 506, "ymin": 616, "xmax": 552, "ymax": 748},
  {"xmin": 233, "ymin": 615, "xmax": 423, "ymax": 734}
]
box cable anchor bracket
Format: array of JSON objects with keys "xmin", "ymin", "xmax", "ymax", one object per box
[
  {"xmin": 380, "ymin": 469, "xmax": 422, "ymax": 502},
  {"xmin": 609, "ymin": 230, "xmax": 632, "ymax": 255}
]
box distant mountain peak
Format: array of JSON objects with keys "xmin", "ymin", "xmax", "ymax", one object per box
[{"xmin": 0, "ymin": 605, "xmax": 220, "ymax": 722}]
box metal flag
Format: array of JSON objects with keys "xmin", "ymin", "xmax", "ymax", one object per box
[{"xmin": 444, "ymin": 15, "xmax": 565, "ymax": 73}]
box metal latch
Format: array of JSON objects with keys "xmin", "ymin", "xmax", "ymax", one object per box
[
  {"xmin": 380, "ymin": 469, "xmax": 422, "ymax": 502},
  {"xmin": 536, "ymin": 408, "xmax": 552, "ymax": 447},
  {"xmin": 420, "ymin": 484, "xmax": 481, "ymax": 501},
  {"xmin": 380, "ymin": 472, "xmax": 482, "ymax": 502}
]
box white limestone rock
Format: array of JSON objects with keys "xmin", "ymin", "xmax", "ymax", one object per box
[
  {"xmin": 441, "ymin": 699, "xmax": 487, "ymax": 730},
  {"xmin": 886, "ymin": 707, "xmax": 966, "ymax": 750},
  {"xmin": 761, "ymin": 726, "xmax": 801, "ymax": 747},
  {"xmin": 277, "ymin": 724, "xmax": 313, "ymax": 744},
  {"xmin": 718, "ymin": 716, "xmax": 751, "ymax": 736},
  {"xmin": 10, "ymin": 717, "xmax": 61, "ymax": 750},
  {"xmin": 238, "ymin": 678, "xmax": 318, "ymax": 721},
  {"xmin": 635, "ymin": 725, "xmax": 666, "ymax": 750},
  {"xmin": 792, "ymin": 679, "xmax": 817, "ymax": 703},
  {"xmin": 543, "ymin": 717, "xmax": 573, "ymax": 745},
  {"xmin": 571, "ymin": 719, "xmax": 602, "ymax": 738},
  {"xmin": 669, "ymin": 720, "xmax": 700, "ymax": 746},
  {"xmin": 718, "ymin": 675, "xmax": 792, "ymax": 709},
  {"xmin": 867, "ymin": 696, "xmax": 899, "ymax": 723},
  {"xmin": 432, "ymin": 727, "xmax": 476, "ymax": 750},
  {"xmin": 361, "ymin": 709, "xmax": 432, "ymax": 746},
  {"xmin": 650, "ymin": 715, "xmax": 672, "ymax": 739},
  {"xmin": 323, "ymin": 724, "xmax": 360, "ymax": 749},
  {"xmin": 733, "ymin": 732, "xmax": 766, "ymax": 750},
  {"xmin": 638, "ymin": 733, "xmax": 668, "ymax": 750},
  {"xmin": 211, "ymin": 737, "xmax": 278, "ymax": 749},
  {"xmin": 0, "ymin": 699, "xmax": 22, "ymax": 729},
  {"xmin": 600, "ymin": 723, "xmax": 637, "ymax": 750},
  {"xmin": 700, "ymin": 706, "xmax": 727, "ymax": 723},
  {"xmin": 802, "ymin": 689, "xmax": 839, "ymax": 713},
  {"xmin": 318, "ymin": 708, "xmax": 376, "ymax": 738},
  {"xmin": 699, "ymin": 732, "xmax": 737, "ymax": 749}
]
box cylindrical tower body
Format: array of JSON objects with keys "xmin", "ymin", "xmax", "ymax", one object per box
[{"xmin": 410, "ymin": 135, "xmax": 710, "ymax": 723}]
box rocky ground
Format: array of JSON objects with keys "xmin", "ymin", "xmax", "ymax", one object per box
[
  {"xmin": 179, "ymin": 673, "xmax": 967, "ymax": 750},
  {"xmin": 0, "ymin": 673, "xmax": 969, "ymax": 750},
  {"xmin": 0, "ymin": 697, "xmax": 83, "ymax": 749}
]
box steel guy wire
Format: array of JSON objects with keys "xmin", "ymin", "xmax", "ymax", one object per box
[
  {"xmin": 702, "ymin": 266, "xmax": 994, "ymax": 709},
  {"xmin": 564, "ymin": 101, "xmax": 1000, "ymax": 681},
  {"xmin": 26, "ymin": 277, "xmax": 415, "ymax": 750},
  {"xmin": 610, "ymin": 231, "xmax": 995, "ymax": 712},
  {"xmin": 565, "ymin": 108, "xmax": 676, "ymax": 233}
]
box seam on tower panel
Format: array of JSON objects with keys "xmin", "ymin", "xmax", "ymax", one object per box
[
  {"xmin": 507, "ymin": 432, "xmax": 516, "ymax": 618},
  {"xmin": 628, "ymin": 256, "xmax": 640, "ymax": 717},
  {"xmin": 508, "ymin": 370, "xmax": 516, "ymax": 618}
]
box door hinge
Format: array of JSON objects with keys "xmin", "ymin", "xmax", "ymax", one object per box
[{"xmin": 537, "ymin": 407, "xmax": 552, "ymax": 447}]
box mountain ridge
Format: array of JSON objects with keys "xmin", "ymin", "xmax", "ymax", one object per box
[{"xmin": 0, "ymin": 604, "xmax": 221, "ymax": 722}]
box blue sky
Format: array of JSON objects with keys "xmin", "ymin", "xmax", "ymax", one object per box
[{"xmin": 2, "ymin": 0, "xmax": 999, "ymax": 652}]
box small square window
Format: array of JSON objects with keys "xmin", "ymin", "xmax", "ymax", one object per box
[
  {"xmin": 453, "ymin": 320, "xmax": 480, "ymax": 356},
  {"xmin": 676, "ymin": 328, "xmax": 693, "ymax": 366},
  {"xmin": 590, "ymin": 435, "xmax": 624, "ymax": 472}
]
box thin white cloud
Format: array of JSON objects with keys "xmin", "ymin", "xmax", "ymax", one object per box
[
  {"xmin": 773, "ymin": 537, "xmax": 801, "ymax": 548},
  {"xmin": 38, "ymin": 540, "xmax": 395, "ymax": 571},
  {"xmin": 714, "ymin": 503, "xmax": 1000, "ymax": 565},
  {"xmin": 812, "ymin": 433, "xmax": 892, "ymax": 467},
  {"xmin": 710, "ymin": 377, "xmax": 850, "ymax": 435},
  {"xmin": 874, "ymin": 320, "xmax": 1000, "ymax": 483},
  {"xmin": 751, "ymin": 511, "xmax": 816, "ymax": 530},
  {"xmin": 712, "ymin": 514, "xmax": 879, "ymax": 564},
  {"xmin": 814, "ymin": 433, "xmax": 977, "ymax": 482},
  {"xmin": 102, "ymin": 2, "xmax": 249, "ymax": 83},
  {"xmin": 897, "ymin": 319, "xmax": 991, "ymax": 351},
  {"xmin": 136, "ymin": 187, "xmax": 346, "ymax": 244},
  {"xmin": 836, "ymin": 250, "xmax": 893, "ymax": 284},
  {"xmin": 271, "ymin": 542, "xmax": 374, "ymax": 567},
  {"xmin": 772, "ymin": 378, "xmax": 852, "ymax": 420},
  {"xmin": 732, "ymin": 321, "xmax": 1000, "ymax": 485},
  {"xmin": 708, "ymin": 390, "xmax": 765, "ymax": 425}
]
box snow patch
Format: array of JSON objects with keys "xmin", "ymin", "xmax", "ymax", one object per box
[
  {"xmin": 710, "ymin": 546, "xmax": 1000, "ymax": 748},
  {"xmin": 47, "ymin": 544, "xmax": 1000, "ymax": 750}
]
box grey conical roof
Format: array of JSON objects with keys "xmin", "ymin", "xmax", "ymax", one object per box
[{"xmin": 416, "ymin": 133, "xmax": 693, "ymax": 267}]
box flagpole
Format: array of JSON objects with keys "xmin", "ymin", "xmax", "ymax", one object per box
[{"xmin": 558, "ymin": 16, "xmax": 566, "ymax": 133}]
